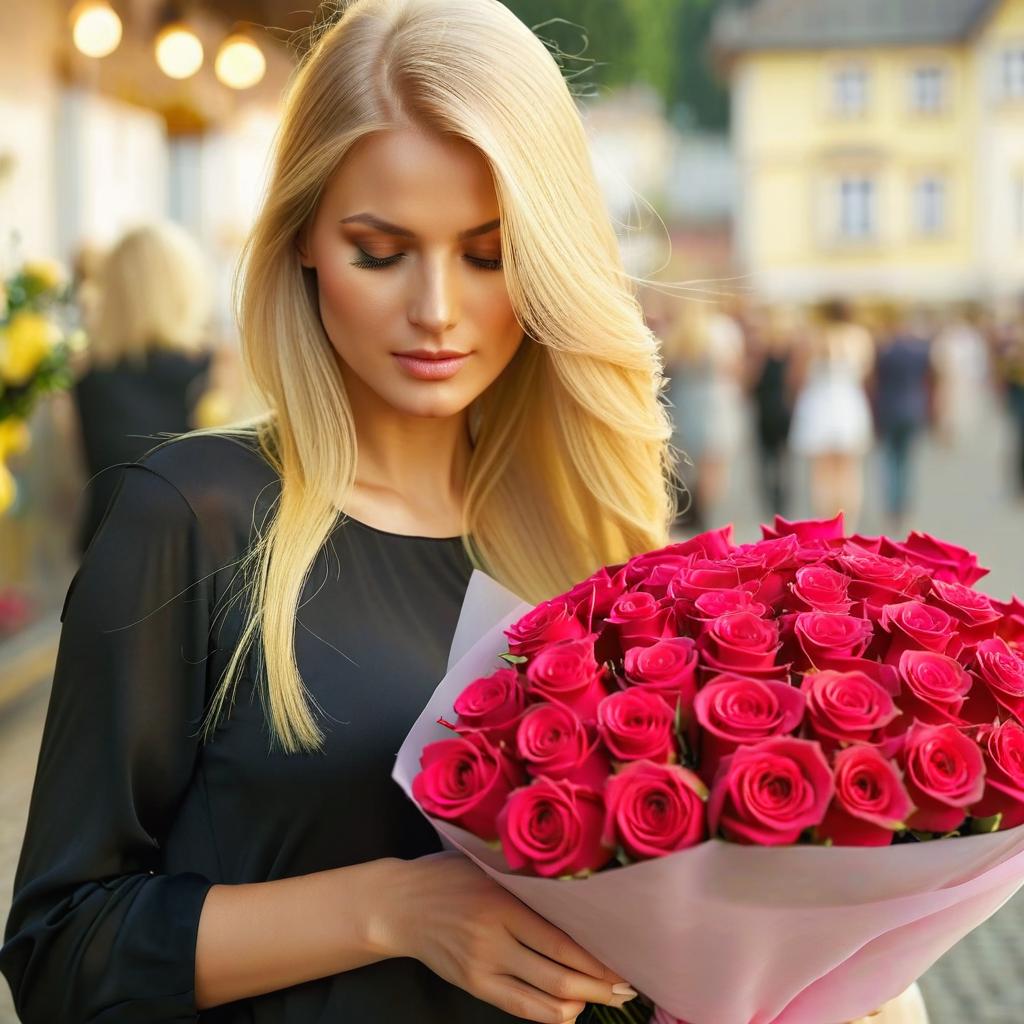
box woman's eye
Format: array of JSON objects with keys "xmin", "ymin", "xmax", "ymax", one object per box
[{"xmin": 349, "ymin": 247, "xmax": 502, "ymax": 272}]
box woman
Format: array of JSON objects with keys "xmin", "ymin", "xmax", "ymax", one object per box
[
  {"xmin": 71, "ymin": 221, "xmax": 216, "ymax": 555},
  {"xmin": 0, "ymin": 1, "xmax": 670, "ymax": 1021},
  {"xmin": 788, "ymin": 298, "xmax": 875, "ymax": 531}
]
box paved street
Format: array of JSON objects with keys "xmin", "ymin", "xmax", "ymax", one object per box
[{"xmin": 1, "ymin": 397, "xmax": 1022, "ymax": 1023}]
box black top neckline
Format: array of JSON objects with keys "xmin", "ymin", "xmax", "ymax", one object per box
[{"xmin": 338, "ymin": 511, "xmax": 465, "ymax": 544}]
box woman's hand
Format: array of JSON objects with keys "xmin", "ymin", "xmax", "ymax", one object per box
[{"xmin": 372, "ymin": 851, "xmax": 638, "ymax": 1023}]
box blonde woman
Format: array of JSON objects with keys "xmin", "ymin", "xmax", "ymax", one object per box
[
  {"xmin": 70, "ymin": 221, "xmax": 215, "ymax": 555},
  {"xmin": 1, "ymin": 2, "xmax": 669, "ymax": 1021}
]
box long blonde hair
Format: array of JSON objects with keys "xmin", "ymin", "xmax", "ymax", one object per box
[
  {"xmin": 86, "ymin": 221, "xmax": 213, "ymax": 369},
  {"xmin": 183, "ymin": 0, "xmax": 678, "ymax": 753}
]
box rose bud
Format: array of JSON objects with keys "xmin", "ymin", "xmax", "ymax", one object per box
[
  {"xmin": 525, "ymin": 636, "xmax": 609, "ymax": 722},
  {"xmin": 801, "ymin": 669, "xmax": 902, "ymax": 758},
  {"xmin": 413, "ymin": 731, "xmax": 526, "ymax": 840},
  {"xmin": 453, "ymin": 668, "xmax": 527, "ymax": 747},
  {"xmin": 694, "ymin": 675, "xmax": 805, "ymax": 785},
  {"xmin": 603, "ymin": 760, "xmax": 708, "ymax": 860},
  {"xmin": 708, "ymin": 736, "xmax": 834, "ymax": 846},
  {"xmin": 515, "ymin": 702, "xmax": 610, "ymax": 790},
  {"xmin": 497, "ymin": 777, "xmax": 613, "ymax": 877},
  {"xmin": 899, "ymin": 721, "xmax": 986, "ymax": 833},
  {"xmin": 597, "ymin": 687, "xmax": 678, "ymax": 764},
  {"xmin": 971, "ymin": 720, "xmax": 1024, "ymax": 829},
  {"xmin": 816, "ymin": 744, "xmax": 915, "ymax": 847},
  {"xmin": 504, "ymin": 596, "xmax": 588, "ymax": 658}
]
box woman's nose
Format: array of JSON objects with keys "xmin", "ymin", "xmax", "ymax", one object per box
[{"xmin": 409, "ymin": 256, "xmax": 459, "ymax": 333}]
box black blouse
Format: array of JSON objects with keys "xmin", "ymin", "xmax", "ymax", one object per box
[{"xmin": 0, "ymin": 431, "xmax": 536, "ymax": 1023}]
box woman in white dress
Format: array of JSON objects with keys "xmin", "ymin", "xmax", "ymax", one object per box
[{"xmin": 789, "ymin": 299, "xmax": 875, "ymax": 531}]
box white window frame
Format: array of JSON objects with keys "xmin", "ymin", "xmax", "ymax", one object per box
[
  {"xmin": 833, "ymin": 65, "xmax": 869, "ymax": 116},
  {"xmin": 838, "ymin": 176, "xmax": 877, "ymax": 241},
  {"xmin": 909, "ymin": 65, "xmax": 947, "ymax": 113},
  {"xmin": 913, "ymin": 175, "xmax": 946, "ymax": 237}
]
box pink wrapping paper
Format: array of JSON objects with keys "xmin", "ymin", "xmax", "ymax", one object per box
[{"xmin": 393, "ymin": 569, "xmax": 1024, "ymax": 1024}]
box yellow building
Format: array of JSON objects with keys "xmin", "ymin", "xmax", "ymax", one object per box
[{"xmin": 713, "ymin": 0, "xmax": 1024, "ymax": 303}]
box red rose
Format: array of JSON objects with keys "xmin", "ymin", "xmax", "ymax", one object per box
[
  {"xmin": 694, "ymin": 675, "xmax": 806, "ymax": 785},
  {"xmin": 497, "ymin": 777, "xmax": 613, "ymax": 877},
  {"xmin": 621, "ymin": 637, "xmax": 699, "ymax": 719},
  {"xmin": 793, "ymin": 610, "xmax": 873, "ymax": 669},
  {"xmin": 597, "ymin": 688, "xmax": 677, "ymax": 764},
  {"xmin": 789, "ymin": 564, "xmax": 853, "ymax": 615},
  {"xmin": 972, "ymin": 720, "xmax": 1024, "ymax": 829},
  {"xmin": 896, "ymin": 649, "xmax": 973, "ymax": 726},
  {"xmin": 929, "ymin": 579, "xmax": 1000, "ymax": 643},
  {"xmin": 623, "ymin": 553, "xmax": 694, "ymax": 596},
  {"xmin": 690, "ymin": 587, "xmax": 768, "ymax": 630},
  {"xmin": 605, "ymin": 591, "xmax": 675, "ymax": 652},
  {"xmin": 708, "ymin": 736, "xmax": 834, "ymax": 845},
  {"xmin": 816, "ymin": 744, "xmax": 915, "ymax": 847},
  {"xmin": 699, "ymin": 610, "xmax": 781, "ymax": 673},
  {"xmin": 504, "ymin": 597, "xmax": 587, "ymax": 657},
  {"xmin": 762, "ymin": 512, "xmax": 846, "ymax": 545},
  {"xmin": 667, "ymin": 560, "xmax": 752, "ymax": 608},
  {"xmin": 879, "ymin": 600, "xmax": 959, "ymax": 666},
  {"xmin": 801, "ymin": 669, "xmax": 901, "ymax": 756},
  {"xmin": 524, "ymin": 636, "xmax": 609, "ymax": 721},
  {"xmin": 413, "ymin": 732, "xmax": 526, "ymax": 840},
  {"xmin": 564, "ymin": 564, "xmax": 630, "ymax": 628},
  {"xmin": 515, "ymin": 703, "xmax": 610, "ymax": 790},
  {"xmin": 992, "ymin": 595, "xmax": 1024, "ymax": 647},
  {"xmin": 602, "ymin": 760, "xmax": 708, "ymax": 859},
  {"xmin": 833, "ymin": 550, "xmax": 924, "ymax": 611},
  {"xmin": 879, "ymin": 530, "xmax": 988, "ymax": 587},
  {"xmin": 453, "ymin": 668, "xmax": 527, "ymax": 747},
  {"xmin": 899, "ymin": 721, "xmax": 986, "ymax": 833},
  {"xmin": 973, "ymin": 637, "xmax": 1024, "ymax": 721}
]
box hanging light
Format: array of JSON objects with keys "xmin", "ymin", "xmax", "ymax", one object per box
[
  {"xmin": 70, "ymin": 0, "xmax": 123, "ymax": 59},
  {"xmin": 154, "ymin": 5, "xmax": 204, "ymax": 81},
  {"xmin": 215, "ymin": 30, "xmax": 266, "ymax": 90}
]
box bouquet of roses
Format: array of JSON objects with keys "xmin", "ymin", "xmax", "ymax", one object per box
[{"xmin": 393, "ymin": 514, "xmax": 1024, "ymax": 1024}]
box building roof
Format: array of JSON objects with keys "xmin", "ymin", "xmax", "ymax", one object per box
[{"xmin": 712, "ymin": 0, "xmax": 999, "ymax": 56}]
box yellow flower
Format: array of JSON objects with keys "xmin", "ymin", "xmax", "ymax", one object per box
[
  {"xmin": 0, "ymin": 461, "xmax": 15, "ymax": 516},
  {"xmin": 0, "ymin": 417, "xmax": 30, "ymax": 459},
  {"xmin": 0, "ymin": 310, "xmax": 61, "ymax": 386},
  {"xmin": 22, "ymin": 257, "xmax": 66, "ymax": 294}
]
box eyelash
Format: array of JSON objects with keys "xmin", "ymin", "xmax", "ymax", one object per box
[{"xmin": 350, "ymin": 247, "xmax": 503, "ymax": 272}]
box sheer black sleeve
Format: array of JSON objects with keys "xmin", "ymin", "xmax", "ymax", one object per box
[{"xmin": 1, "ymin": 462, "xmax": 216, "ymax": 1022}]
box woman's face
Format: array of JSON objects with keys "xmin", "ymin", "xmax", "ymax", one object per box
[{"xmin": 297, "ymin": 127, "xmax": 526, "ymax": 421}]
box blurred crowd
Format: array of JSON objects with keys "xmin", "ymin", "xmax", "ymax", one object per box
[{"xmin": 647, "ymin": 287, "xmax": 1024, "ymax": 538}]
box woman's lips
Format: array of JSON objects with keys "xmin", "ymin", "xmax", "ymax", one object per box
[{"xmin": 393, "ymin": 353, "xmax": 470, "ymax": 380}]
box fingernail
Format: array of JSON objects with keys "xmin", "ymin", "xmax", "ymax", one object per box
[{"xmin": 612, "ymin": 984, "xmax": 638, "ymax": 999}]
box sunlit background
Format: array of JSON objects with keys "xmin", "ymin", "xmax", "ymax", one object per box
[{"xmin": 1, "ymin": 2, "xmax": 1023, "ymax": 1020}]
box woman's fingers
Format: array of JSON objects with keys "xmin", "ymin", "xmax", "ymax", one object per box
[
  {"xmin": 479, "ymin": 972, "xmax": 587, "ymax": 1024},
  {"xmin": 503, "ymin": 935, "xmax": 638, "ymax": 1008},
  {"xmin": 507, "ymin": 909, "xmax": 630, "ymax": 986}
]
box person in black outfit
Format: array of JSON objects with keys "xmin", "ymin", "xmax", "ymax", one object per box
[
  {"xmin": 0, "ymin": 1, "xmax": 664, "ymax": 1021},
  {"xmin": 70, "ymin": 221, "xmax": 215, "ymax": 556}
]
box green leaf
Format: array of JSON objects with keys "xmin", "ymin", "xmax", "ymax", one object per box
[
  {"xmin": 969, "ymin": 813, "xmax": 1003, "ymax": 834},
  {"xmin": 498, "ymin": 652, "xmax": 527, "ymax": 665}
]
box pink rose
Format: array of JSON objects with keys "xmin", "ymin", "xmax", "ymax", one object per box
[
  {"xmin": 667, "ymin": 560, "xmax": 752, "ymax": 608},
  {"xmin": 413, "ymin": 732, "xmax": 526, "ymax": 840},
  {"xmin": 992, "ymin": 595, "xmax": 1024, "ymax": 648},
  {"xmin": 597, "ymin": 688, "xmax": 677, "ymax": 764},
  {"xmin": 879, "ymin": 530, "xmax": 988, "ymax": 587},
  {"xmin": 603, "ymin": 760, "xmax": 708, "ymax": 859},
  {"xmin": 815, "ymin": 744, "xmax": 915, "ymax": 847},
  {"xmin": 515, "ymin": 703, "xmax": 610, "ymax": 790},
  {"xmin": 564, "ymin": 564, "xmax": 630, "ymax": 628},
  {"xmin": 690, "ymin": 587, "xmax": 768, "ymax": 630},
  {"xmin": 801, "ymin": 669, "xmax": 901, "ymax": 757},
  {"xmin": 793, "ymin": 610, "xmax": 873, "ymax": 669},
  {"xmin": 525, "ymin": 636, "xmax": 609, "ymax": 721},
  {"xmin": 694, "ymin": 675, "xmax": 806, "ymax": 785},
  {"xmin": 621, "ymin": 637, "xmax": 699, "ymax": 719},
  {"xmin": 896, "ymin": 649, "xmax": 973, "ymax": 726},
  {"xmin": 699, "ymin": 610, "xmax": 781, "ymax": 673},
  {"xmin": 453, "ymin": 668, "xmax": 527, "ymax": 747},
  {"xmin": 929, "ymin": 579, "xmax": 1000, "ymax": 644},
  {"xmin": 973, "ymin": 637, "xmax": 1024, "ymax": 721},
  {"xmin": 497, "ymin": 777, "xmax": 613, "ymax": 877},
  {"xmin": 788, "ymin": 564, "xmax": 853, "ymax": 615},
  {"xmin": 605, "ymin": 591, "xmax": 675, "ymax": 652},
  {"xmin": 971, "ymin": 719, "xmax": 1024, "ymax": 829},
  {"xmin": 708, "ymin": 736, "xmax": 834, "ymax": 845},
  {"xmin": 761, "ymin": 512, "xmax": 846, "ymax": 545},
  {"xmin": 504, "ymin": 597, "xmax": 587, "ymax": 657},
  {"xmin": 879, "ymin": 600, "xmax": 959, "ymax": 666},
  {"xmin": 899, "ymin": 721, "xmax": 986, "ymax": 833},
  {"xmin": 833, "ymin": 550, "xmax": 924, "ymax": 611}
]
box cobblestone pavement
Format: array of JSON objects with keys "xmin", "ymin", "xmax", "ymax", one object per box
[{"xmin": 1, "ymin": 400, "xmax": 1022, "ymax": 1023}]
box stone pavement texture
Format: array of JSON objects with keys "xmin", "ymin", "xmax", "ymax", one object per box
[{"xmin": 1, "ymin": 400, "xmax": 1022, "ymax": 1023}]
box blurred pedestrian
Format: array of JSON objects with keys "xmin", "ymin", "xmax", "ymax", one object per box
[
  {"xmin": 789, "ymin": 298, "xmax": 875, "ymax": 530},
  {"xmin": 663, "ymin": 297, "xmax": 746, "ymax": 531},
  {"xmin": 992, "ymin": 302, "xmax": 1024, "ymax": 504},
  {"xmin": 868, "ymin": 303, "xmax": 935, "ymax": 534},
  {"xmin": 71, "ymin": 221, "xmax": 215, "ymax": 556},
  {"xmin": 930, "ymin": 301, "xmax": 990, "ymax": 449},
  {"xmin": 746, "ymin": 303, "xmax": 803, "ymax": 518}
]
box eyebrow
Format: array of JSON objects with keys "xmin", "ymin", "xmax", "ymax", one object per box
[{"xmin": 339, "ymin": 213, "xmax": 500, "ymax": 240}]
